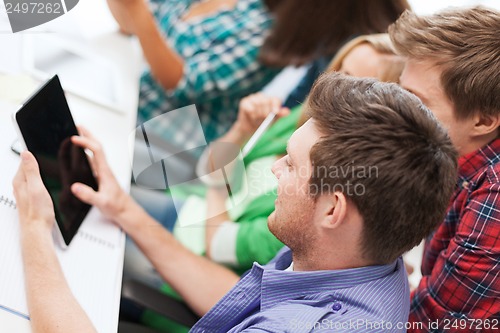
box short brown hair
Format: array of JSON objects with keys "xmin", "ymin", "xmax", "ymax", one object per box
[
  {"xmin": 389, "ymin": 7, "xmax": 500, "ymax": 119},
  {"xmin": 307, "ymin": 73, "xmax": 458, "ymax": 264},
  {"xmin": 259, "ymin": 0, "xmax": 410, "ymax": 67}
]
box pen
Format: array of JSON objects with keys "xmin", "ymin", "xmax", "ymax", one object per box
[{"xmin": 241, "ymin": 109, "xmax": 278, "ymax": 157}]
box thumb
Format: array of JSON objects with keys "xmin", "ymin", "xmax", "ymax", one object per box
[
  {"xmin": 71, "ymin": 183, "xmax": 98, "ymax": 206},
  {"xmin": 20, "ymin": 151, "xmax": 45, "ymax": 190}
]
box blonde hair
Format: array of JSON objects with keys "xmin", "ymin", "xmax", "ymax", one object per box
[
  {"xmin": 298, "ymin": 34, "xmax": 404, "ymax": 125},
  {"xmin": 326, "ymin": 34, "xmax": 403, "ymax": 83},
  {"xmin": 389, "ymin": 7, "xmax": 500, "ymax": 119}
]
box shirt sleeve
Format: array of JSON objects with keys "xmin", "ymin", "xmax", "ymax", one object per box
[{"xmin": 409, "ymin": 181, "xmax": 500, "ymax": 333}]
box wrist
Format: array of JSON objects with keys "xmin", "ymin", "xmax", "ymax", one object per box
[
  {"xmin": 113, "ymin": 193, "xmax": 157, "ymax": 236},
  {"xmin": 20, "ymin": 219, "xmax": 53, "ymax": 242},
  {"xmin": 207, "ymin": 186, "xmax": 229, "ymax": 198},
  {"xmin": 113, "ymin": 193, "xmax": 136, "ymax": 225}
]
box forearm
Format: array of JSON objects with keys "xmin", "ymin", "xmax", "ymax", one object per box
[
  {"xmin": 117, "ymin": 198, "xmax": 239, "ymax": 316},
  {"xmin": 199, "ymin": 123, "xmax": 248, "ymax": 184},
  {"xmin": 21, "ymin": 225, "xmax": 96, "ymax": 333},
  {"xmin": 133, "ymin": 6, "xmax": 184, "ymax": 90},
  {"xmin": 218, "ymin": 122, "xmax": 250, "ymax": 147},
  {"xmin": 205, "ymin": 189, "xmax": 231, "ymax": 258}
]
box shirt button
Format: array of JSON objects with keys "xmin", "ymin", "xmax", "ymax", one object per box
[
  {"xmin": 332, "ymin": 302, "xmax": 342, "ymax": 311},
  {"xmin": 462, "ymin": 181, "xmax": 469, "ymax": 189}
]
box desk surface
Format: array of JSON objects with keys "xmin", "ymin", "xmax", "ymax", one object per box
[{"xmin": 0, "ymin": 30, "xmax": 142, "ymax": 333}]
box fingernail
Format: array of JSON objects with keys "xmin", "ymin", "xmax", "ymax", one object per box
[{"xmin": 72, "ymin": 184, "xmax": 80, "ymax": 193}]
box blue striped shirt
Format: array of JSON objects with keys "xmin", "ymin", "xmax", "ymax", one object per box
[{"xmin": 191, "ymin": 247, "xmax": 410, "ymax": 332}]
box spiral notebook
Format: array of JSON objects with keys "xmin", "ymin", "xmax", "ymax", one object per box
[
  {"xmin": 0, "ymin": 101, "xmax": 125, "ymax": 333},
  {"xmin": 0, "ymin": 194, "xmax": 123, "ymax": 333}
]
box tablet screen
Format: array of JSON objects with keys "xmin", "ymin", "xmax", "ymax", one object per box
[{"xmin": 15, "ymin": 75, "xmax": 98, "ymax": 245}]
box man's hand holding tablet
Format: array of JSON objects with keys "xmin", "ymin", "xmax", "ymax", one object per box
[{"xmin": 12, "ymin": 75, "xmax": 98, "ymax": 248}]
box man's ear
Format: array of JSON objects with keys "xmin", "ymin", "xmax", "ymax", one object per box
[
  {"xmin": 320, "ymin": 191, "xmax": 347, "ymax": 230},
  {"xmin": 471, "ymin": 113, "xmax": 500, "ymax": 138}
]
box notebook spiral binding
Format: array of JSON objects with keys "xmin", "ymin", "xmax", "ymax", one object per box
[
  {"xmin": 0, "ymin": 195, "xmax": 16, "ymax": 209},
  {"xmin": 79, "ymin": 230, "xmax": 116, "ymax": 250},
  {"xmin": 1, "ymin": 195, "xmax": 114, "ymax": 249}
]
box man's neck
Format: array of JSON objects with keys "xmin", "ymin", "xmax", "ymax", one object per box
[
  {"xmin": 291, "ymin": 246, "xmax": 375, "ymax": 272},
  {"xmin": 460, "ymin": 132, "xmax": 498, "ymax": 156}
]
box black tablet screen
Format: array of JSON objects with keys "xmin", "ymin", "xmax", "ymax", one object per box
[{"xmin": 15, "ymin": 75, "xmax": 98, "ymax": 245}]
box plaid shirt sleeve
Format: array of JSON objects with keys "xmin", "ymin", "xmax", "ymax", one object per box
[{"xmin": 409, "ymin": 176, "xmax": 500, "ymax": 332}]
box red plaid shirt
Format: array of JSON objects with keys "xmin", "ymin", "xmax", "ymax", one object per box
[{"xmin": 409, "ymin": 139, "xmax": 500, "ymax": 333}]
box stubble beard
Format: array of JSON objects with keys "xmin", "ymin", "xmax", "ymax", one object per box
[{"xmin": 268, "ymin": 197, "xmax": 317, "ymax": 256}]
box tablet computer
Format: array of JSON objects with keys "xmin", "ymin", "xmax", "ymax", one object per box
[{"xmin": 12, "ymin": 75, "xmax": 98, "ymax": 248}]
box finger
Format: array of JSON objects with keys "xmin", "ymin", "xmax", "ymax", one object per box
[
  {"xmin": 75, "ymin": 126, "xmax": 103, "ymax": 163},
  {"xmin": 271, "ymin": 97, "xmax": 281, "ymax": 114},
  {"xmin": 264, "ymin": 97, "xmax": 274, "ymax": 118},
  {"xmin": 239, "ymin": 95, "xmax": 253, "ymax": 109},
  {"xmin": 277, "ymin": 107, "xmax": 290, "ymax": 118},
  {"xmin": 71, "ymin": 143, "xmax": 98, "ymax": 179},
  {"xmin": 251, "ymin": 96, "xmax": 266, "ymax": 122},
  {"xmin": 76, "ymin": 125, "xmax": 98, "ymax": 141},
  {"xmin": 20, "ymin": 151, "xmax": 45, "ymax": 191},
  {"xmin": 71, "ymin": 183, "xmax": 98, "ymax": 206},
  {"xmin": 87, "ymin": 153, "xmax": 99, "ymax": 179},
  {"xmin": 249, "ymin": 105, "xmax": 262, "ymax": 124},
  {"xmin": 239, "ymin": 98, "xmax": 255, "ymax": 115},
  {"xmin": 254, "ymin": 97, "xmax": 271, "ymax": 122},
  {"xmin": 71, "ymin": 135, "xmax": 112, "ymax": 177}
]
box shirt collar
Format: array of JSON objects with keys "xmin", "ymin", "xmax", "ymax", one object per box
[
  {"xmin": 257, "ymin": 248, "xmax": 399, "ymax": 311},
  {"xmin": 458, "ymin": 138, "xmax": 500, "ymax": 182}
]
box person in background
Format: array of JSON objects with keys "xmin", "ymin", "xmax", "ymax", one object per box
[
  {"xmin": 105, "ymin": 0, "xmax": 410, "ymax": 146},
  {"xmin": 388, "ymin": 6, "xmax": 500, "ymax": 332},
  {"xmin": 13, "ymin": 73, "xmax": 458, "ymax": 333},
  {"xmin": 123, "ymin": 34, "xmax": 406, "ymax": 332}
]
